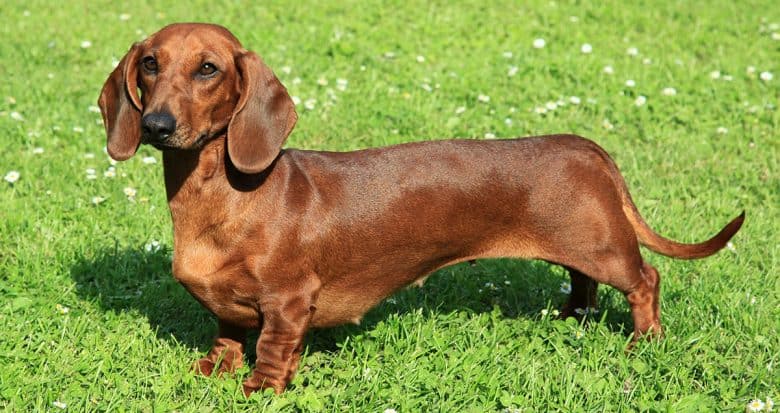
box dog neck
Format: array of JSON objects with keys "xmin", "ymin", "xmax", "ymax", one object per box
[{"xmin": 162, "ymin": 135, "xmax": 226, "ymax": 204}]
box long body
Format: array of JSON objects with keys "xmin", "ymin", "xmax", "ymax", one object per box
[{"xmin": 168, "ymin": 135, "xmax": 633, "ymax": 329}]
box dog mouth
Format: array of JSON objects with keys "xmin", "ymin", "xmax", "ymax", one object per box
[{"xmin": 142, "ymin": 127, "xmax": 221, "ymax": 151}]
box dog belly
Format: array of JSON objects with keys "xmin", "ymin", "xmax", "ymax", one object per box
[{"xmin": 308, "ymin": 236, "xmax": 543, "ymax": 328}]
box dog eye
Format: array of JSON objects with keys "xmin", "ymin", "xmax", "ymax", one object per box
[
  {"xmin": 199, "ymin": 63, "xmax": 218, "ymax": 77},
  {"xmin": 142, "ymin": 57, "xmax": 158, "ymax": 74}
]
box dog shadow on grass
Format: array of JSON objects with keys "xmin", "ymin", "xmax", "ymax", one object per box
[{"xmin": 69, "ymin": 246, "xmax": 636, "ymax": 357}]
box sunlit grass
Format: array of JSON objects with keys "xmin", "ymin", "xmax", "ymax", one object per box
[{"xmin": 1, "ymin": 1, "xmax": 777, "ymax": 411}]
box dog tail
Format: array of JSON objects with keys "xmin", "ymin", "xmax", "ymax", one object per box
[
  {"xmin": 590, "ymin": 141, "xmax": 745, "ymax": 259},
  {"xmin": 622, "ymin": 193, "xmax": 744, "ymax": 259}
]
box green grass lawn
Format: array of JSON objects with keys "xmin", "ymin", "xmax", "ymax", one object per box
[{"xmin": 1, "ymin": 0, "xmax": 778, "ymax": 411}]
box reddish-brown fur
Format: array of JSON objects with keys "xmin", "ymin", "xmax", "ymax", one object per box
[{"xmin": 98, "ymin": 23, "xmax": 744, "ymax": 396}]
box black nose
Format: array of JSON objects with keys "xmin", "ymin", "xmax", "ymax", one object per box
[{"xmin": 141, "ymin": 112, "xmax": 176, "ymax": 142}]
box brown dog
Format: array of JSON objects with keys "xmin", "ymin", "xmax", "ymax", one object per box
[{"xmin": 98, "ymin": 23, "xmax": 744, "ymax": 395}]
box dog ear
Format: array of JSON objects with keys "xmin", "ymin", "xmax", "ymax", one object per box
[
  {"xmin": 228, "ymin": 51, "xmax": 297, "ymax": 174},
  {"xmin": 98, "ymin": 43, "xmax": 143, "ymax": 161}
]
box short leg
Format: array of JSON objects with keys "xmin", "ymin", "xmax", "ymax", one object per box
[
  {"xmin": 193, "ymin": 320, "xmax": 246, "ymax": 376},
  {"xmin": 560, "ymin": 267, "xmax": 599, "ymax": 319},
  {"xmin": 624, "ymin": 261, "xmax": 662, "ymax": 340},
  {"xmin": 561, "ymin": 254, "xmax": 662, "ymax": 343},
  {"xmin": 243, "ymin": 294, "xmax": 316, "ymax": 396}
]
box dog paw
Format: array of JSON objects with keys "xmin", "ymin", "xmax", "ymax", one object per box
[
  {"xmin": 242, "ymin": 372, "xmax": 285, "ymax": 396},
  {"xmin": 192, "ymin": 358, "xmax": 216, "ymax": 376}
]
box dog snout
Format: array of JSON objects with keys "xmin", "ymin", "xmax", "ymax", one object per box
[{"xmin": 141, "ymin": 112, "xmax": 177, "ymax": 143}]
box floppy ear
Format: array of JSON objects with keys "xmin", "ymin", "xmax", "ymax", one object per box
[
  {"xmin": 98, "ymin": 43, "xmax": 143, "ymax": 161},
  {"xmin": 227, "ymin": 51, "xmax": 297, "ymax": 174}
]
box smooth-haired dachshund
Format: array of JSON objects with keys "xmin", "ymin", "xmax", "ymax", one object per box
[{"xmin": 98, "ymin": 23, "xmax": 744, "ymax": 395}]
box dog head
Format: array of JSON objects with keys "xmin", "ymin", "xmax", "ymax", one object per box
[{"xmin": 98, "ymin": 23, "xmax": 297, "ymax": 174}]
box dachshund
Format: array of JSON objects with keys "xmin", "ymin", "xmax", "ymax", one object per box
[{"xmin": 98, "ymin": 23, "xmax": 744, "ymax": 395}]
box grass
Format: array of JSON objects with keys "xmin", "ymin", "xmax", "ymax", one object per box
[{"xmin": 1, "ymin": 0, "xmax": 778, "ymax": 411}]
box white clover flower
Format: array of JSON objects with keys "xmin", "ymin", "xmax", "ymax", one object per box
[
  {"xmin": 534, "ymin": 106, "xmax": 547, "ymax": 115},
  {"xmin": 124, "ymin": 187, "xmax": 137, "ymax": 198},
  {"xmin": 145, "ymin": 240, "xmax": 161, "ymax": 252},
  {"xmin": 545, "ymin": 101, "xmax": 558, "ymax": 111},
  {"xmin": 484, "ymin": 132, "xmax": 496, "ymax": 139},
  {"xmin": 710, "ymin": 70, "xmax": 721, "ymax": 79},
  {"xmin": 416, "ymin": 55, "xmax": 426, "ymax": 63},
  {"xmin": 292, "ymin": 77, "xmax": 301, "ymax": 85},
  {"xmin": 625, "ymin": 79, "xmax": 636, "ymax": 87},
  {"xmin": 602, "ymin": 119, "xmax": 614, "ymax": 130},
  {"xmin": 716, "ymin": 127, "xmax": 729, "ymax": 135},
  {"xmin": 477, "ymin": 94, "xmax": 490, "ymax": 103},
  {"xmin": 627, "ymin": 46, "xmax": 639, "ymax": 56},
  {"xmin": 662, "ymin": 87, "xmax": 677, "ymax": 96},
  {"xmin": 119, "ymin": 13, "xmax": 131, "ymax": 21},
  {"xmin": 22, "ymin": 10, "xmax": 31, "ymax": 17},
  {"xmin": 384, "ymin": 409, "xmax": 398, "ymax": 413},
  {"xmin": 52, "ymin": 400, "xmax": 67, "ymax": 409},
  {"xmin": 502, "ymin": 51, "xmax": 513, "ymax": 58},
  {"xmin": 32, "ymin": 147, "xmax": 44, "ymax": 154},
  {"xmin": 103, "ymin": 168, "xmax": 116, "ymax": 178},
  {"xmin": 541, "ymin": 309, "xmax": 549, "ymax": 316},
  {"xmin": 507, "ymin": 66, "xmax": 519, "ymax": 77},
  {"xmin": 580, "ymin": 43, "xmax": 593, "ymax": 54},
  {"xmin": 772, "ymin": 32, "xmax": 780, "ymax": 40},
  {"xmin": 80, "ymin": 40, "xmax": 92, "ymax": 49},
  {"xmin": 421, "ymin": 83, "xmax": 432, "ymax": 92},
  {"xmin": 336, "ymin": 78, "xmax": 348, "ymax": 91},
  {"xmin": 455, "ymin": 106, "xmax": 466, "ymax": 115},
  {"xmin": 142, "ymin": 156, "xmax": 157, "ymax": 164},
  {"xmin": 533, "ymin": 38, "xmax": 546, "ymax": 49},
  {"xmin": 635, "ymin": 95, "xmax": 647, "ymax": 106},
  {"xmin": 4, "ymin": 170, "xmax": 20, "ymax": 183},
  {"xmin": 746, "ymin": 399, "xmax": 765, "ymax": 412},
  {"xmin": 88, "ymin": 105, "xmax": 101, "ymax": 113},
  {"xmin": 504, "ymin": 118, "xmax": 513, "ymax": 126},
  {"xmin": 291, "ymin": 96, "xmax": 302, "ymax": 106},
  {"xmin": 569, "ymin": 96, "xmax": 581, "ymax": 105},
  {"xmin": 642, "ymin": 58, "xmax": 652, "ymax": 65},
  {"xmin": 55, "ymin": 304, "xmax": 70, "ymax": 314},
  {"xmin": 73, "ymin": 126, "xmax": 84, "ymax": 133},
  {"xmin": 280, "ymin": 66, "xmax": 292, "ymax": 74},
  {"xmin": 747, "ymin": 66, "xmax": 757, "ymax": 75},
  {"xmin": 560, "ymin": 282, "xmax": 572, "ymax": 294},
  {"xmin": 760, "ymin": 71, "xmax": 773, "ymax": 81},
  {"xmin": 317, "ymin": 77, "xmax": 328, "ymax": 86},
  {"xmin": 91, "ymin": 196, "xmax": 106, "ymax": 205},
  {"xmin": 10, "ymin": 111, "xmax": 24, "ymax": 121},
  {"xmin": 551, "ymin": 309, "xmax": 560, "ymax": 317}
]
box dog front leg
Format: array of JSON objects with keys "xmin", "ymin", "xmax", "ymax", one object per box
[
  {"xmin": 193, "ymin": 320, "xmax": 246, "ymax": 376},
  {"xmin": 243, "ymin": 293, "xmax": 315, "ymax": 396}
]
